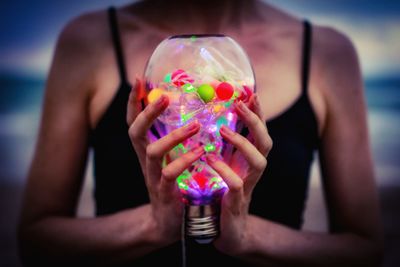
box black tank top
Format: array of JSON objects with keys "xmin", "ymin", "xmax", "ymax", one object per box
[{"xmin": 89, "ymin": 7, "xmax": 318, "ymax": 267}]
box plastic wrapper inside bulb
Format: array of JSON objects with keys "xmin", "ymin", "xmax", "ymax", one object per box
[{"xmin": 144, "ymin": 34, "xmax": 255, "ymax": 241}]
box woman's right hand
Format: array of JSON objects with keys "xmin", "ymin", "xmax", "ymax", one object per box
[{"xmin": 126, "ymin": 83, "xmax": 204, "ymax": 246}]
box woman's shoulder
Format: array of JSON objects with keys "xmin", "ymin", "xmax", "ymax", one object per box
[
  {"xmin": 46, "ymin": 8, "xmax": 113, "ymax": 104},
  {"xmin": 56, "ymin": 8, "xmax": 110, "ymax": 56},
  {"xmin": 310, "ymin": 23, "xmax": 364, "ymax": 134},
  {"xmin": 313, "ymin": 24, "xmax": 358, "ymax": 67},
  {"xmin": 312, "ymin": 23, "xmax": 362, "ymax": 97}
]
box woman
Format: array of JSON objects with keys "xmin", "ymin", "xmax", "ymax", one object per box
[{"xmin": 17, "ymin": 0, "xmax": 383, "ymax": 266}]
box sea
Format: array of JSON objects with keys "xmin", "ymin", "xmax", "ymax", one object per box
[{"xmin": 0, "ymin": 73, "xmax": 399, "ymax": 185}]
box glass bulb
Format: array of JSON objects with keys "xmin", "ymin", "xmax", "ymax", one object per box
[{"xmin": 143, "ymin": 34, "xmax": 255, "ymax": 243}]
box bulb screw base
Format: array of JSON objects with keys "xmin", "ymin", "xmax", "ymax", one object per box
[{"xmin": 185, "ymin": 204, "xmax": 220, "ymax": 244}]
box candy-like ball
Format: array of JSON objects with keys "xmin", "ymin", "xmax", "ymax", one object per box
[
  {"xmin": 171, "ymin": 69, "xmax": 185, "ymax": 80},
  {"xmin": 197, "ymin": 84, "xmax": 215, "ymax": 103},
  {"xmin": 147, "ymin": 88, "xmax": 164, "ymax": 103},
  {"xmin": 216, "ymin": 82, "xmax": 234, "ymax": 100},
  {"xmin": 171, "ymin": 69, "xmax": 193, "ymax": 87}
]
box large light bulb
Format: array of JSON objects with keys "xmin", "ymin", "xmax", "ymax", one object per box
[{"xmin": 143, "ymin": 34, "xmax": 255, "ymax": 243}]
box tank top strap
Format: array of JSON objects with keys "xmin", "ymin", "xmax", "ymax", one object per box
[
  {"xmin": 108, "ymin": 6, "xmax": 131, "ymax": 89},
  {"xmin": 301, "ymin": 20, "xmax": 312, "ymax": 95}
]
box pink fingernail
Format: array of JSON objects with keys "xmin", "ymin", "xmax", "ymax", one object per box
[
  {"xmin": 193, "ymin": 146, "xmax": 204, "ymax": 154},
  {"xmin": 207, "ymin": 154, "xmax": 218, "ymax": 163},
  {"xmin": 253, "ymin": 95, "xmax": 260, "ymax": 106},
  {"xmin": 155, "ymin": 95, "xmax": 166, "ymax": 106},
  {"xmin": 220, "ymin": 125, "xmax": 234, "ymax": 136},
  {"xmin": 185, "ymin": 122, "xmax": 199, "ymax": 132},
  {"xmin": 236, "ymin": 101, "xmax": 248, "ymax": 113}
]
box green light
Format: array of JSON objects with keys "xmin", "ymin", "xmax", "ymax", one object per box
[
  {"xmin": 176, "ymin": 170, "xmax": 191, "ymax": 190},
  {"xmin": 164, "ymin": 73, "xmax": 172, "ymax": 83},
  {"xmin": 217, "ymin": 116, "xmax": 228, "ymax": 127},
  {"xmin": 182, "ymin": 83, "xmax": 196, "ymax": 93},
  {"xmin": 212, "ymin": 183, "xmax": 221, "ymax": 190},
  {"xmin": 181, "ymin": 112, "xmax": 193, "ymax": 123},
  {"xmin": 204, "ymin": 143, "xmax": 216, "ymax": 152},
  {"xmin": 210, "ymin": 177, "xmax": 221, "ymax": 183},
  {"xmin": 178, "ymin": 182, "xmax": 189, "ymax": 191},
  {"xmin": 224, "ymin": 99, "xmax": 234, "ymax": 108},
  {"xmin": 190, "ymin": 35, "xmax": 197, "ymax": 42},
  {"xmin": 173, "ymin": 143, "xmax": 187, "ymax": 154},
  {"xmin": 216, "ymin": 116, "xmax": 228, "ymax": 136},
  {"xmin": 209, "ymin": 177, "xmax": 223, "ymax": 190}
]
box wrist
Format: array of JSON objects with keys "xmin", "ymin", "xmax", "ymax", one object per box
[
  {"xmin": 130, "ymin": 205, "xmax": 165, "ymax": 249},
  {"xmin": 237, "ymin": 215, "xmax": 256, "ymax": 256},
  {"xmin": 236, "ymin": 215, "xmax": 266, "ymax": 257},
  {"xmin": 145, "ymin": 206, "xmax": 181, "ymax": 247}
]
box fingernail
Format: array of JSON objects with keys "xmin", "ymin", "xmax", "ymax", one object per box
[
  {"xmin": 134, "ymin": 77, "xmax": 140, "ymax": 89},
  {"xmin": 185, "ymin": 122, "xmax": 199, "ymax": 132},
  {"xmin": 155, "ymin": 94, "xmax": 166, "ymax": 106},
  {"xmin": 253, "ymin": 95, "xmax": 260, "ymax": 106},
  {"xmin": 193, "ymin": 146, "xmax": 204, "ymax": 154},
  {"xmin": 206, "ymin": 154, "xmax": 218, "ymax": 163},
  {"xmin": 220, "ymin": 125, "xmax": 234, "ymax": 136},
  {"xmin": 236, "ymin": 101, "xmax": 248, "ymax": 113}
]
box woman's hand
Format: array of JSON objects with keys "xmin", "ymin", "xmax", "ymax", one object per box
[
  {"xmin": 208, "ymin": 95, "xmax": 273, "ymax": 255},
  {"xmin": 127, "ymin": 81, "xmax": 205, "ymax": 246}
]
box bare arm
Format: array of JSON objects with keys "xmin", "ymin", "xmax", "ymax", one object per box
[
  {"xmin": 17, "ymin": 14, "xmax": 164, "ymax": 266},
  {"xmin": 211, "ymin": 27, "xmax": 384, "ymax": 266}
]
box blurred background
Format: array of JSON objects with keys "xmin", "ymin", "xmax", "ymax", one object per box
[{"xmin": 0, "ymin": 0, "xmax": 399, "ymax": 266}]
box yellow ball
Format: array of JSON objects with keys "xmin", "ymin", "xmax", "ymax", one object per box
[
  {"xmin": 213, "ymin": 105, "xmax": 223, "ymax": 113},
  {"xmin": 147, "ymin": 88, "xmax": 164, "ymax": 103}
]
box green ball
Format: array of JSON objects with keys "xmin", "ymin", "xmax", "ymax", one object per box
[{"xmin": 197, "ymin": 84, "xmax": 215, "ymax": 103}]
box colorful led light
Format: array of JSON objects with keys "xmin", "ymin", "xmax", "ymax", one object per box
[
  {"xmin": 204, "ymin": 143, "xmax": 216, "ymax": 152},
  {"xmin": 143, "ymin": 34, "xmax": 255, "ymax": 243}
]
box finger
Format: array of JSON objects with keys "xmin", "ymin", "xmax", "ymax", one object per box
[
  {"xmin": 160, "ymin": 146, "xmax": 205, "ymax": 196},
  {"xmin": 220, "ymin": 125, "xmax": 266, "ymax": 193},
  {"xmin": 234, "ymin": 100, "xmax": 272, "ymax": 157},
  {"xmin": 206, "ymin": 154, "xmax": 243, "ymax": 214},
  {"xmin": 146, "ymin": 121, "xmax": 200, "ymax": 162},
  {"xmin": 128, "ymin": 94, "xmax": 169, "ymax": 144},
  {"xmin": 146, "ymin": 121, "xmax": 200, "ymax": 182},
  {"xmin": 162, "ymin": 146, "xmax": 205, "ymax": 181},
  {"xmin": 206, "ymin": 154, "xmax": 243, "ymax": 192},
  {"xmin": 248, "ymin": 94, "xmax": 264, "ymax": 120},
  {"xmin": 126, "ymin": 78, "xmax": 143, "ymax": 126}
]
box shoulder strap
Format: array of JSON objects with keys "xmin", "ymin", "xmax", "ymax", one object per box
[
  {"xmin": 108, "ymin": 6, "xmax": 130, "ymax": 86},
  {"xmin": 301, "ymin": 20, "xmax": 312, "ymax": 94}
]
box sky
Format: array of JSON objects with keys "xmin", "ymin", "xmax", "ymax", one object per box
[{"xmin": 0, "ymin": 0, "xmax": 399, "ymax": 78}]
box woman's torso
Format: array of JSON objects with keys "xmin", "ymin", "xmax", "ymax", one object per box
[{"xmin": 88, "ymin": 2, "xmax": 324, "ymax": 266}]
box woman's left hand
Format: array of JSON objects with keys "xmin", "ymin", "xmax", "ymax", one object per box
[{"xmin": 207, "ymin": 95, "xmax": 273, "ymax": 255}]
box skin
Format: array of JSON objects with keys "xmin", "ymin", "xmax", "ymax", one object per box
[{"xmin": 17, "ymin": 0, "xmax": 384, "ymax": 266}]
